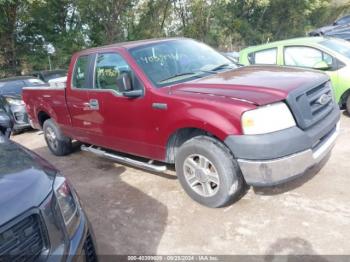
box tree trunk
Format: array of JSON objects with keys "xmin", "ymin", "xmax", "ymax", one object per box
[{"xmin": 0, "ymin": 1, "xmax": 19, "ymax": 76}]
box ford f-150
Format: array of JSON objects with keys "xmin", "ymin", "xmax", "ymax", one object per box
[{"xmin": 22, "ymin": 38, "xmax": 340, "ymax": 207}]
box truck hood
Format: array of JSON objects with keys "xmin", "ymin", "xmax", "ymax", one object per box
[
  {"xmin": 0, "ymin": 139, "xmax": 56, "ymax": 226},
  {"xmin": 170, "ymin": 65, "xmax": 329, "ymax": 106}
]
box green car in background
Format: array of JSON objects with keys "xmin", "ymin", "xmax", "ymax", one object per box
[{"xmin": 239, "ymin": 37, "xmax": 350, "ymax": 114}]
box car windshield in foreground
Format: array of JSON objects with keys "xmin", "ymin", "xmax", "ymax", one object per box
[
  {"xmin": 320, "ymin": 39, "xmax": 350, "ymax": 60},
  {"xmin": 130, "ymin": 39, "xmax": 237, "ymax": 87}
]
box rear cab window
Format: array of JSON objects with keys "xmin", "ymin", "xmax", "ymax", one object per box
[{"xmin": 248, "ymin": 48, "xmax": 277, "ymax": 65}]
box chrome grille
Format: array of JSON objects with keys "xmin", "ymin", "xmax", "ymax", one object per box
[
  {"xmin": 287, "ymin": 81, "xmax": 334, "ymax": 130},
  {"xmin": 0, "ymin": 214, "xmax": 44, "ymax": 262}
]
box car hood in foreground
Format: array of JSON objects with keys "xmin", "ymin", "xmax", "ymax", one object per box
[
  {"xmin": 170, "ymin": 65, "xmax": 329, "ymax": 106},
  {"xmin": 0, "ymin": 139, "xmax": 56, "ymax": 225}
]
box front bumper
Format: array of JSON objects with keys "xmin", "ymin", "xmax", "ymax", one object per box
[
  {"xmin": 237, "ymin": 123, "xmax": 339, "ymax": 186},
  {"xmin": 225, "ymin": 105, "xmax": 340, "ymax": 186}
]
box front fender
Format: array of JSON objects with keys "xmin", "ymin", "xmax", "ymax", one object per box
[{"xmin": 164, "ymin": 107, "xmax": 242, "ymax": 143}]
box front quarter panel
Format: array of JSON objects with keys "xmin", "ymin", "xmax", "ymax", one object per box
[{"xmin": 155, "ymin": 90, "xmax": 255, "ymax": 147}]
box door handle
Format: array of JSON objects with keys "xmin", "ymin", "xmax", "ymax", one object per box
[
  {"xmin": 84, "ymin": 99, "xmax": 99, "ymax": 110},
  {"xmin": 89, "ymin": 99, "xmax": 99, "ymax": 110}
]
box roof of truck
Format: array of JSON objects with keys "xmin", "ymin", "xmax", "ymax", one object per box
[{"xmin": 76, "ymin": 37, "xmax": 189, "ymax": 55}]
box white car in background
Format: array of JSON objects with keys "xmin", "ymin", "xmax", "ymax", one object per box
[{"xmin": 48, "ymin": 76, "xmax": 67, "ymax": 88}]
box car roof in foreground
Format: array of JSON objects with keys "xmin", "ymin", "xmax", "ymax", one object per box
[
  {"xmin": 76, "ymin": 37, "xmax": 189, "ymax": 55},
  {"xmin": 241, "ymin": 37, "xmax": 327, "ymax": 53}
]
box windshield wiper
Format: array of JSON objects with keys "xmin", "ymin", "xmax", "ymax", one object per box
[
  {"xmin": 158, "ymin": 72, "xmax": 200, "ymax": 84},
  {"xmin": 206, "ymin": 63, "xmax": 234, "ymax": 72},
  {"xmin": 158, "ymin": 64, "xmax": 235, "ymax": 84}
]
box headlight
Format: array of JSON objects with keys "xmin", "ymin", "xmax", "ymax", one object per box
[
  {"xmin": 6, "ymin": 97, "xmax": 25, "ymax": 106},
  {"xmin": 241, "ymin": 102, "xmax": 296, "ymax": 135},
  {"xmin": 54, "ymin": 176, "xmax": 81, "ymax": 238}
]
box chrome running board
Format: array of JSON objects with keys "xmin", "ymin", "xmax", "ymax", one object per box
[{"xmin": 81, "ymin": 145, "xmax": 167, "ymax": 173}]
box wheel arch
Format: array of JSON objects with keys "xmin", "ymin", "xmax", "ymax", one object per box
[
  {"xmin": 165, "ymin": 127, "xmax": 230, "ymax": 164},
  {"xmin": 37, "ymin": 111, "xmax": 51, "ymax": 128},
  {"xmin": 339, "ymin": 88, "xmax": 350, "ymax": 109}
]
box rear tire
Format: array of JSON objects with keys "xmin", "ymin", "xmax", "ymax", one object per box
[
  {"xmin": 43, "ymin": 119, "xmax": 72, "ymax": 156},
  {"xmin": 175, "ymin": 136, "xmax": 244, "ymax": 208},
  {"xmin": 346, "ymin": 95, "xmax": 350, "ymax": 116}
]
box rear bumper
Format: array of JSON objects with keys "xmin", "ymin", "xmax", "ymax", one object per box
[
  {"xmin": 237, "ymin": 123, "xmax": 339, "ymax": 186},
  {"xmin": 225, "ymin": 105, "xmax": 340, "ymax": 186}
]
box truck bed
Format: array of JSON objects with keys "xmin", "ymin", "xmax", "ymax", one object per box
[{"xmin": 22, "ymin": 86, "xmax": 71, "ymax": 130}]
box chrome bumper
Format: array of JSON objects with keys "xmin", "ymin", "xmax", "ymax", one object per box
[{"xmin": 238, "ymin": 122, "xmax": 340, "ymax": 186}]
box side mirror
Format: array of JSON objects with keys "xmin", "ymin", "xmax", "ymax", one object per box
[
  {"xmin": 313, "ymin": 61, "xmax": 330, "ymax": 70},
  {"xmin": 0, "ymin": 111, "xmax": 13, "ymax": 138},
  {"xmin": 116, "ymin": 72, "xmax": 132, "ymax": 92},
  {"xmin": 117, "ymin": 72, "xmax": 143, "ymax": 98}
]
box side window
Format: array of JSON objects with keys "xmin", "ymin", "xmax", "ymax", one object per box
[
  {"xmin": 72, "ymin": 55, "xmax": 89, "ymax": 89},
  {"xmin": 95, "ymin": 53, "xmax": 142, "ymax": 94},
  {"xmin": 249, "ymin": 48, "xmax": 277, "ymax": 65},
  {"xmin": 284, "ymin": 46, "xmax": 333, "ymax": 68}
]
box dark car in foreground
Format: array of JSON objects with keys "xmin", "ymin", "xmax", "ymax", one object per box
[
  {"xmin": 0, "ymin": 76, "xmax": 46, "ymax": 132},
  {"xmin": 0, "ymin": 112, "xmax": 97, "ymax": 261},
  {"xmin": 309, "ymin": 15, "xmax": 350, "ymax": 41}
]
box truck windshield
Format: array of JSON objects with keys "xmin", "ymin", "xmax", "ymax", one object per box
[
  {"xmin": 130, "ymin": 39, "xmax": 237, "ymax": 87},
  {"xmin": 320, "ymin": 39, "xmax": 350, "ymax": 60}
]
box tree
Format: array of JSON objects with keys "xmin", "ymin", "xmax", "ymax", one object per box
[
  {"xmin": 0, "ymin": 0, "xmax": 21, "ymax": 76},
  {"xmin": 77, "ymin": 0, "xmax": 134, "ymax": 45},
  {"xmin": 1, "ymin": 0, "xmax": 349, "ymax": 77}
]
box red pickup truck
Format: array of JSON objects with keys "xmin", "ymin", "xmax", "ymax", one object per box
[{"xmin": 23, "ymin": 38, "xmax": 340, "ymax": 207}]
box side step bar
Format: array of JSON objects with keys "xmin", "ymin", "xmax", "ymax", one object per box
[{"xmin": 81, "ymin": 145, "xmax": 167, "ymax": 173}]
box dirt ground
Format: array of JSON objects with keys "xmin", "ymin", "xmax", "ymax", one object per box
[{"xmin": 12, "ymin": 113, "xmax": 350, "ymax": 256}]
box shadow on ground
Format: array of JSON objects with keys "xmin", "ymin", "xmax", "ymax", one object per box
[
  {"xmin": 33, "ymin": 145, "xmax": 169, "ymax": 256},
  {"xmin": 265, "ymin": 237, "xmax": 329, "ymax": 262}
]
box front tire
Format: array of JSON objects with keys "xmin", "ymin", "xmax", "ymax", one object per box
[
  {"xmin": 175, "ymin": 136, "xmax": 244, "ymax": 208},
  {"xmin": 43, "ymin": 119, "xmax": 72, "ymax": 156}
]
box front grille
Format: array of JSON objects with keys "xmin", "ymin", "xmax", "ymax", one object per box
[
  {"xmin": 287, "ymin": 81, "xmax": 334, "ymax": 129},
  {"xmin": 0, "ymin": 214, "xmax": 44, "ymax": 262},
  {"xmin": 83, "ymin": 233, "xmax": 98, "ymax": 262}
]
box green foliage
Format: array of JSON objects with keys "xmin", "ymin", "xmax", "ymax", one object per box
[{"xmin": 0, "ymin": 0, "xmax": 349, "ymax": 77}]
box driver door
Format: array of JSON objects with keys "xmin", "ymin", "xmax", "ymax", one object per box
[{"xmin": 86, "ymin": 52, "xmax": 157, "ymax": 157}]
